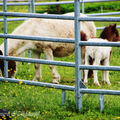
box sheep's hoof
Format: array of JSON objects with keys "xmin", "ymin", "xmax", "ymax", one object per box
[
  {"xmin": 52, "ymin": 81, "xmax": 59, "ymax": 84},
  {"xmin": 33, "ymin": 77, "xmax": 40, "ymax": 82},
  {"xmin": 53, "ymin": 79, "xmax": 59, "ymax": 84},
  {"xmin": 107, "ymin": 82, "xmax": 111, "ymax": 85},
  {"xmin": 102, "ymin": 81, "xmax": 111, "ymax": 85},
  {"xmin": 94, "ymin": 83, "xmax": 100, "ymax": 86}
]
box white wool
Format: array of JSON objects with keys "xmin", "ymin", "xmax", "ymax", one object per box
[{"xmin": 84, "ymin": 38, "xmax": 112, "ymax": 86}]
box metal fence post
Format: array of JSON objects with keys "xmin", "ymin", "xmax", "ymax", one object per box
[
  {"xmin": 62, "ymin": 90, "xmax": 66, "ymax": 106},
  {"xmin": 28, "ymin": 0, "xmax": 31, "ymax": 13},
  {"xmin": 82, "ymin": 0, "xmax": 84, "ymax": 14},
  {"xmin": 74, "ymin": 0, "xmax": 82, "ymax": 111},
  {"xmin": 3, "ymin": 0, "xmax": 8, "ymax": 78},
  {"xmin": 99, "ymin": 94, "xmax": 104, "ymax": 112},
  {"xmin": 28, "ymin": 0, "xmax": 31, "ymax": 59},
  {"xmin": 32, "ymin": 0, "xmax": 35, "ymax": 13}
]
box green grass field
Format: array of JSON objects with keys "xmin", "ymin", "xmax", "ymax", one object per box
[{"xmin": 0, "ymin": 1, "xmax": 120, "ymax": 120}]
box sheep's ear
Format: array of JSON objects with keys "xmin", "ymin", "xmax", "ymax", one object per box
[{"xmin": 0, "ymin": 50, "xmax": 3, "ymax": 55}]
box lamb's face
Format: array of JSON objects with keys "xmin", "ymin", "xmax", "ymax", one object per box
[{"xmin": 0, "ymin": 50, "xmax": 16, "ymax": 78}]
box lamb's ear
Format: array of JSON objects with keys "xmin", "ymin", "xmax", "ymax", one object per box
[
  {"xmin": 114, "ymin": 24, "xmax": 117, "ymax": 28},
  {"xmin": 0, "ymin": 50, "xmax": 3, "ymax": 55},
  {"xmin": 112, "ymin": 24, "xmax": 117, "ymax": 30}
]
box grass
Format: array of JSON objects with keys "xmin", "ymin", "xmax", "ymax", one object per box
[{"xmin": 0, "ymin": 1, "xmax": 120, "ymax": 120}]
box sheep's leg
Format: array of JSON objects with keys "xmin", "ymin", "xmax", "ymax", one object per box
[
  {"xmin": 43, "ymin": 48, "xmax": 60, "ymax": 84},
  {"xmin": 102, "ymin": 58, "xmax": 111, "ymax": 85},
  {"xmin": 33, "ymin": 51, "xmax": 41, "ymax": 81}
]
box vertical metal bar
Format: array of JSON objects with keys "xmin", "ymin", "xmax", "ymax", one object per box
[
  {"xmin": 28, "ymin": 0, "xmax": 31, "ymax": 58},
  {"xmin": 32, "ymin": 0, "xmax": 35, "ymax": 13},
  {"xmin": 82, "ymin": 0, "xmax": 84, "ymax": 14},
  {"xmin": 28, "ymin": 0, "xmax": 31, "ymax": 13},
  {"xmin": 99, "ymin": 94, "xmax": 104, "ymax": 112},
  {"xmin": 74, "ymin": 0, "xmax": 82, "ymax": 111},
  {"xmin": 62, "ymin": 90, "xmax": 66, "ymax": 106},
  {"xmin": 3, "ymin": 0, "xmax": 8, "ymax": 78},
  {"xmin": 101, "ymin": 6, "xmax": 103, "ymax": 27},
  {"xmin": 28, "ymin": 50, "xmax": 31, "ymax": 58}
]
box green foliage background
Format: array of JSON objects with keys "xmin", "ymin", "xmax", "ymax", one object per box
[{"xmin": 35, "ymin": 1, "xmax": 120, "ymax": 14}]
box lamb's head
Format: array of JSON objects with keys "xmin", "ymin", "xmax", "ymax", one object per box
[
  {"xmin": 100, "ymin": 24, "xmax": 119, "ymax": 41},
  {"xmin": 0, "ymin": 50, "xmax": 16, "ymax": 78}
]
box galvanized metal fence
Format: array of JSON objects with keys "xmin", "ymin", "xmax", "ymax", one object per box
[{"xmin": 0, "ymin": 0, "xmax": 120, "ymax": 112}]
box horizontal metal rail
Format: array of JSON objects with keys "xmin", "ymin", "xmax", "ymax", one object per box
[
  {"xmin": 79, "ymin": 41, "xmax": 120, "ymax": 47},
  {"xmin": 0, "ymin": 34, "xmax": 75, "ymax": 43},
  {"xmin": 0, "ymin": 56, "xmax": 75, "ymax": 67},
  {"xmin": 0, "ymin": 12, "xmax": 74, "ymax": 20},
  {"xmin": 34, "ymin": 0, "xmax": 119, "ymax": 6},
  {"xmin": 1, "ymin": 34, "xmax": 120, "ymax": 47},
  {"xmin": 34, "ymin": 1, "xmax": 74, "ymax": 6},
  {"xmin": 86, "ymin": 12, "xmax": 120, "ymax": 30},
  {"xmin": 0, "ymin": 18, "xmax": 28, "ymax": 22},
  {"xmin": 0, "ymin": 77, "xmax": 75, "ymax": 91},
  {"xmin": 86, "ymin": 12, "xmax": 120, "ymax": 17},
  {"xmin": 97, "ymin": 26, "xmax": 120, "ymax": 30},
  {"xmin": 80, "ymin": 65, "xmax": 120, "ymax": 71},
  {"xmin": 0, "ymin": 2, "xmax": 30, "ymax": 6},
  {"xmin": 0, "ymin": 0, "xmax": 117, "ymax": 6},
  {"xmin": 83, "ymin": 0, "xmax": 119, "ymax": 3},
  {"xmin": 80, "ymin": 89, "xmax": 120, "ymax": 95},
  {"xmin": 1, "ymin": 12, "xmax": 120, "ymax": 22},
  {"xmin": 0, "ymin": 56, "xmax": 120, "ymax": 71},
  {"xmin": 78, "ymin": 16, "xmax": 120, "ymax": 22}
]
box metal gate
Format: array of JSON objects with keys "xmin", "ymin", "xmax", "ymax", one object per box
[{"xmin": 0, "ymin": 0, "xmax": 120, "ymax": 112}]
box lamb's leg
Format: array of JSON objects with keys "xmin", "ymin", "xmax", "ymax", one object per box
[
  {"xmin": 43, "ymin": 48, "xmax": 60, "ymax": 84},
  {"xmin": 105, "ymin": 70, "xmax": 111, "ymax": 85},
  {"xmin": 102, "ymin": 70, "xmax": 106, "ymax": 84},
  {"xmin": 102, "ymin": 58, "xmax": 111, "ymax": 85},
  {"xmin": 32, "ymin": 51, "xmax": 41, "ymax": 81},
  {"xmin": 83, "ymin": 54, "xmax": 89, "ymax": 85},
  {"xmin": 84, "ymin": 70, "xmax": 89, "ymax": 85},
  {"xmin": 88, "ymin": 55, "xmax": 94, "ymax": 78},
  {"xmin": 93, "ymin": 59, "xmax": 100, "ymax": 86},
  {"xmin": 93, "ymin": 70, "xmax": 100, "ymax": 86}
]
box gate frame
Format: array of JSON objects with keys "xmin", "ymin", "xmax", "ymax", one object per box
[{"xmin": 0, "ymin": 0, "xmax": 120, "ymax": 112}]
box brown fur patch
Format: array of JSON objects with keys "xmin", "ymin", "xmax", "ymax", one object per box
[
  {"xmin": 9, "ymin": 51, "xmax": 15, "ymax": 56},
  {"xmin": 0, "ymin": 50, "xmax": 16, "ymax": 77},
  {"xmin": 112, "ymin": 36, "xmax": 120, "ymax": 42},
  {"xmin": 109, "ymin": 50, "xmax": 112, "ymax": 62},
  {"xmin": 22, "ymin": 41, "xmax": 25, "ymax": 44},
  {"xmin": 8, "ymin": 60, "xmax": 16, "ymax": 77},
  {"xmin": 88, "ymin": 56, "xmax": 94, "ymax": 78},
  {"xmin": 81, "ymin": 31, "xmax": 88, "ymax": 41},
  {"xmin": 54, "ymin": 47, "xmax": 65, "ymax": 53}
]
